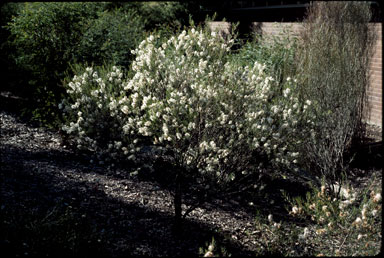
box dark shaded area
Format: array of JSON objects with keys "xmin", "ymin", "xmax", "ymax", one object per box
[
  {"xmin": 198, "ymin": 0, "xmax": 381, "ymax": 22},
  {"xmin": 349, "ymin": 141, "xmax": 383, "ymax": 170},
  {"xmin": 198, "ymin": 0, "xmax": 310, "ymax": 22},
  {"xmin": 0, "ymin": 142, "xmax": 260, "ymax": 257}
]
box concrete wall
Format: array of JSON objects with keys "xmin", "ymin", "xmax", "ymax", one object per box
[{"xmin": 208, "ymin": 21, "xmax": 382, "ymax": 127}]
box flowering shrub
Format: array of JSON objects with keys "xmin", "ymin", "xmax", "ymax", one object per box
[
  {"xmin": 118, "ymin": 27, "xmax": 315, "ymax": 185},
  {"xmin": 61, "ymin": 26, "xmax": 316, "ymax": 222},
  {"xmin": 60, "ymin": 64, "xmax": 130, "ymax": 163},
  {"xmin": 61, "ymin": 26, "xmax": 316, "ymax": 175}
]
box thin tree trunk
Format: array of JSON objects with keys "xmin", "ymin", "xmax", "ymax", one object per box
[{"xmin": 174, "ymin": 169, "xmax": 182, "ymax": 231}]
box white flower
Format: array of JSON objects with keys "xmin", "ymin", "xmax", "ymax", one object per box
[
  {"xmin": 188, "ymin": 122, "xmax": 195, "ymax": 130},
  {"xmin": 361, "ymin": 207, "xmax": 368, "ymax": 218},
  {"xmin": 268, "ymin": 214, "xmax": 273, "ymax": 223},
  {"xmin": 162, "ymin": 124, "xmax": 169, "ymax": 135},
  {"xmin": 303, "ymin": 227, "xmax": 310, "ymax": 237},
  {"xmin": 299, "ymin": 227, "xmax": 310, "ymax": 240},
  {"xmin": 353, "ymin": 217, "xmax": 362, "ymax": 225},
  {"xmin": 121, "ymin": 106, "xmax": 129, "ymax": 114},
  {"xmin": 373, "ymin": 193, "xmax": 382, "ymax": 203},
  {"xmin": 283, "ymin": 88, "xmax": 291, "ymax": 98},
  {"xmin": 291, "ymin": 206, "xmax": 299, "ymax": 214}
]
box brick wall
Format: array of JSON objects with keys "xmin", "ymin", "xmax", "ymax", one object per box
[
  {"xmin": 367, "ymin": 23, "xmax": 382, "ymax": 127},
  {"xmin": 208, "ymin": 21, "xmax": 382, "ymax": 127}
]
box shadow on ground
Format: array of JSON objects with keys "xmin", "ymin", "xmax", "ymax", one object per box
[{"xmin": 1, "ymin": 142, "xmax": 261, "ymax": 257}]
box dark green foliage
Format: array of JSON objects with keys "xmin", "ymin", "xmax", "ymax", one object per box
[
  {"xmin": 5, "ymin": 2, "xmax": 103, "ymax": 127},
  {"xmin": 78, "ymin": 8, "xmax": 145, "ymax": 68},
  {"xmin": 0, "ymin": 3, "xmax": 25, "ymax": 94},
  {"xmin": 138, "ymin": 2, "xmax": 191, "ymax": 30},
  {"xmin": 6, "ymin": 2, "xmax": 102, "ymax": 81},
  {"xmin": 109, "ymin": 2, "xmax": 198, "ymax": 31}
]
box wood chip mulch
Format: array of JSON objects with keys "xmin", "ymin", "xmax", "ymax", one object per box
[{"xmin": 1, "ymin": 109, "xmax": 382, "ymax": 257}]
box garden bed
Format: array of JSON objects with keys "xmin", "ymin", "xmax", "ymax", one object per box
[{"xmin": 1, "ymin": 107, "xmax": 381, "ymax": 256}]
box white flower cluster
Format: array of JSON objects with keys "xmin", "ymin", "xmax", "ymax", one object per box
[
  {"xmin": 243, "ymin": 76, "xmax": 316, "ymax": 171},
  {"xmin": 61, "ymin": 65, "xmax": 132, "ymax": 162}
]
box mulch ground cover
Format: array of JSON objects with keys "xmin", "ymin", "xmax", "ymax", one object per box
[{"xmin": 0, "ymin": 92, "xmax": 381, "ymax": 257}]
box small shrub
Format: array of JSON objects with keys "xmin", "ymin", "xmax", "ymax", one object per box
[
  {"xmin": 284, "ymin": 178, "xmax": 382, "ymax": 256},
  {"xmin": 123, "ymin": 26, "xmax": 314, "ymax": 181},
  {"xmin": 120, "ymin": 26, "xmax": 314, "ymax": 221},
  {"xmin": 60, "ymin": 63, "xmax": 129, "ymax": 164}
]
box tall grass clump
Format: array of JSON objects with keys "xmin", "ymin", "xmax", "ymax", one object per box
[
  {"xmin": 231, "ymin": 26, "xmax": 298, "ymax": 87},
  {"xmin": 296, "ymin": 1, "xmax": 376, "ymax": 185}
]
